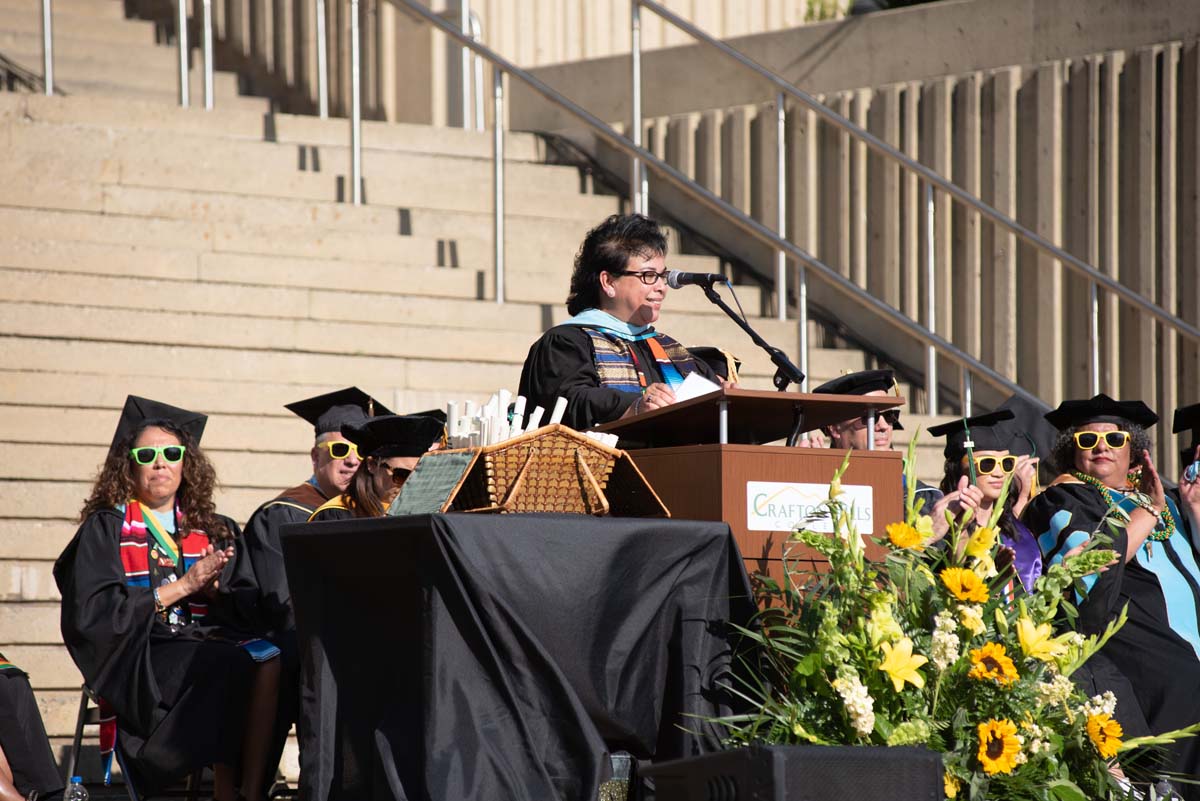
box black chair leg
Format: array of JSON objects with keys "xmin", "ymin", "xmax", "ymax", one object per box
[
  {"xmin": 113, "ymin": 746, "xmax": 141, "ymax": 801},
  {"xmin": 65, "ymin": 686, "xmax": 90, "ymax": 782}
]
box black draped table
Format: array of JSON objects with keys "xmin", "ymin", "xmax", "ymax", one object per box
[{"xmin": 280, "ymin": 513, "xmax": 756, "ymax": 801}]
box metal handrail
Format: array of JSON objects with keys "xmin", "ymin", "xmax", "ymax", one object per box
[
  {"xmin": 634, "ymin": 0, "xmax": 1200, "ymax": 349},
  {"xmin": 385, "ymin": 0, "xmax": 1040, "ymax": 406}
]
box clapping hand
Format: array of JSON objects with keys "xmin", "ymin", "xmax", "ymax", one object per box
[{"xmin": 182, "ymin": 543, "xmax": 234, "ymax": 595}]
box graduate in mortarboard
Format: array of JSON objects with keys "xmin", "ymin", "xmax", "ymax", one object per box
[
  {"xmin": 926, "ymin": 409, "xmax": 1043, "ymax": 591},
  {"xmin": 308, "ymin": 413, "xmax": 446, "ymax": 522},
  {"xmin": 1023, "ymin": 394, "xmax": 1200, "ymax": 796},
  {"xmin": 53, "ymin": 397, "xmax": 282, "ymax": 801},
  {"xmin": 1170, "ymin": 402, "xmax": 1200, "ymax": 544},
  {"xmin": 811, "ymin": 369, "xmax": 945, "ymax": 511},
  {"xmin": 243, "ymin": 388, "xmax": 391, "ymax": 634},
  {"xmin": 240, "ymin": 388, "xmax": 390, "ymax": 793}
]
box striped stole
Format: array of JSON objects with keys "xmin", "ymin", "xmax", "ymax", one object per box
[
  {"xmin": 118, "ymin": 503, "xmax": 211, "ymax": 621},
  {"xmin": 583, "ymin": 328, "xmax": 697, "ymax": 394}
]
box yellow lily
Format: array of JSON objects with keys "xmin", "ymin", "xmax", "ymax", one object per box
[
  {"xmin": 878, "ymin": 636, "xmax": 928, "ymax": 692},
  {"xmin": 1016, "ymin": 618, "xmax": 1069, "ymax": 662},
  {"xmin": 965, "ymin": 526, "xmax": 997, "ymax": 560}
]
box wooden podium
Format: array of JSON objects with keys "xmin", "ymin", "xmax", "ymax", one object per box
[{"xmin": 594, "ymin": 388, "xmax": 906, "ymax": 579}]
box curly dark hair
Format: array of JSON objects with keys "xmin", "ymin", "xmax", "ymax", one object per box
[
  {"xmin": 565, "ymin": 214, "xmax": 668, "ymax": 315},
  {"xmin": 1049, "ymin": 421, "xmax": 1152, "ymax": 483},
  {"xmin": 344, "ymin": 457, "xmax": 391, "ymax": 518},
  {"xmin": 80, "ymin": 419, "xmax": 228, "ymax": 541}
]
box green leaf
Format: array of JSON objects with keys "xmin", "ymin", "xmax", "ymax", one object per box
[
  {"xmin": 1047, "ymin": 779, "xmax": 1088, "ymax": 801},
  {"xmin": 791, "ymin": 652, "xmax": 822, "ymax": 677}
]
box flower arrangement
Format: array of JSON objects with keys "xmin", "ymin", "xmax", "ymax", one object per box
[{"xmin": 718, "ymin": 442, "xmax": 1199, "ymax": 801}]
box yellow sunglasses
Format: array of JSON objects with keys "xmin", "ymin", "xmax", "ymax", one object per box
[
  {"xmin": 318, "ymin": 440, "xmax": 359, "ymax": 460},
  {"xmin": 1073, "ymin": 430, "xmax": 1130, "ymax": 450}
]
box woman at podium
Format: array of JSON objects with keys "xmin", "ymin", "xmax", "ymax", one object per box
[{"xmin": 518, "ymin": 214, "xmax": 729, "ymax": 430}]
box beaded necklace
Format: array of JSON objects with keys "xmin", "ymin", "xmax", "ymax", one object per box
[{"xmin": 1071, "ymin": 471, "xmax": 1175, "ymax": 555}]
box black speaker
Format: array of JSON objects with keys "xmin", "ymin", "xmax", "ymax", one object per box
[{"xmin": 641, "ymin": 744, "xmax": 944, "ymax": 801}]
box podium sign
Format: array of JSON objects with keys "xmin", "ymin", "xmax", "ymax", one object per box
[
  {"xmin": 627, "ymin": 445, "xmax": 904, "ymax": 580},
  {"xmin": 595, "ymin": 388, "xmax": 907, "ymax": 581}
]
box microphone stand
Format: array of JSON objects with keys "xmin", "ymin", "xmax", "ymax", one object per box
[{"xmin": 698, "ymin": 280, "xmax": 809, "ymax": 445}]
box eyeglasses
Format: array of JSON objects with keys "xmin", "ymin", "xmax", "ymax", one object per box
[
  {"xmin": 388, "ymin": 466, "xmax": 413, "ymax": 486},
  {"xmin": 858, "ymin": 410, "xmax": 901, "ymax": 427},
  {"xmin": 971, "ymin": 454, "xmax": 1018, "ymax": 475},
  {"xmin": 130, "ymin": 445, "xmax": 186, "ymax": 465},
  {"xmin": 1073, "ymin": 430, "xmax": 1130, "ymax": 450},
  {"xmin": 318, "ymin": 440, "xmax": 359, "ymax": 460},
  {"xmin": 614, "ymin": 270, "xmax": 668, "ymax": 285}
]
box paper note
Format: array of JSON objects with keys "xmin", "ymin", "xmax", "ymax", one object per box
[{"xmin": 674, "ymin": 371, "xmax": 721, "ymax": 402}]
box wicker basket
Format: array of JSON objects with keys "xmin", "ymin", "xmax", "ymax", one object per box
[{"xmin": 390, "ymin": 424, "xmax": 670, "ymax": 518}]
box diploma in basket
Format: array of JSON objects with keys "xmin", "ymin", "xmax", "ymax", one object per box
[
  {"xmin": 389, "ymin": 423, "xmax": 670, "ymax": 518},
  {"xmin": 592, "ymin": 387, "xmax": 907, "ymax": 579}
]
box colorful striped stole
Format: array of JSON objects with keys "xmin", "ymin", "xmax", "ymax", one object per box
[
  {"xmin": 118, "ymin": 503, "xmax": 211, "ymax": 621},
  {"xmin": 583, "ymin": 328, "xmax": 696, "ymax": 394}
]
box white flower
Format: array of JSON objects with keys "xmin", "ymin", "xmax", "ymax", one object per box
[
  {"xmin": 832, "ymin": 673, "xmax": 876, "ymax": 737},
  {"xmin": 1020, "ymin": 722, "xmax": 1054, "ymax": 756},
  {"xmin": 931, "ymin": 610, "xmax": 961, "ymax": 670},
  {"xmin": 1083, "ymin": 691, "xmax": 1118, "ymax": 718},
  {"xmin": 1036, "ymin": 673, "xmax": 1075, "ymax": 706}
]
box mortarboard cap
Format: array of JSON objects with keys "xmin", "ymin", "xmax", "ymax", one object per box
[
  {"xmin": 812, "ymin": 369, "xmax": 904, "ymax": 430},
  {"xmin": 110, "ymin": 395, "xmax": 208, "ymax": 454},
  {"xmin": 285, "ymin": 387, "xmax": 393, "ymax": 436},
  {"xmin": 927, "ymin": 409, "xmax": 1015, "ymax": 461},
  {"xmin": 992, "ymin": 394, "xmax": 1059, "ymax": 484},
  {"xmin": 1173, "ymin": 402, "xmax": 1200, "ymax": 465},
  {"xmin": 1044, "ymin": 393, "xmax": 1157, "ymax": 431},
  {"xmin": 341, "ymin": 414, "xmax": 445, "ymax": 459}
]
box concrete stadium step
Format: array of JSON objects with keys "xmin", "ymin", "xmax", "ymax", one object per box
[
  {"xmin": 0, "ymin": 559, "xmax": 59, "ymax": 602},
  {"xmin": 0, "ymin": 47, "xmax": 244, "ymax": 98},
  {"xmin": 2, "ymin": 479, "xmax": 266, "ymax": 524},
  {"xmin": 0, "ymin": 601, "xmax": 61, "ymax": 644},
  {"xmin": 3, "ymin": 7, "xmax": 157, "ymax": 44},
  {"xmin": 2, "ymin": 93, "xmax": 546, "ymax": 161},
  {"xmin": 0, "ymin": 336, "xmax": 520, "ymax": 394},
  {"xmin": 0, "ymin": 520, "xmax": 76, "ymax": 560},
  {"xmin": 0, "ymin": 0, "xmax": 125, "ymax": 19},
  {"xmin": 1, "ymin": 122, "xmax": 600, "ymax": 216},
  {"xmin": 1, "ymin": 645, "xmax": 80, "ymax": 688},
  {"xmin": 0, "ymin": 443, "xmax": 309, "ymax": 492}
]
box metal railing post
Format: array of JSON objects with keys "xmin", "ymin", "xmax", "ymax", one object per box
[
  {"xmin": 961, "ymin": 368, "xmax": 973, "ymax": 417},
  {"xmin": 460, "ymin": 1, "xmax": 472, "ymax": 128},
  {"xmin": 470, "ymin": 12, "xmax": 485, "ymax": 131},
  {"xmin": 350, "ymin": 0, "xmax": 363, "ymax": 205},
  {"xmin": 630, "ymin": 0, "xmax": 645, "ymax": 214},
  {"xmin": 798, "ymin": 265, "xmax": 808, "ymax": 392},
  {"xmin": 493, "ymin": 69, "xmax": 506, "ymax": 304},
  {"xmin": 1090, "ymin": 282, "xmax": 1101, "ymax": 394},
  {"xmin": 924, "ymin": 182, "xmax": 938, "ymax": 413},
  {"xmin": 202, "ymin": 0, "xmax": 214, "ymax": 109},
  {"xmin": 775, "ymin": 92, "xmax": 787, "ymax": 321},
  {"xmin": 40, "ymin": 0, "xmax": 53, "ymax": 95},
  {"xmin": 316, "ymin": 0, "xmax": 329, "ymax": 118},
  {"xmin": 176, "ymin": 0, "xmax": 190, "ymax": 107}
]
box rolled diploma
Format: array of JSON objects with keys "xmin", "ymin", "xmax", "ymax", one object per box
[
  {"xmin": 548, "ymin": 396, "xmax": 568, "ymax": 426},
  {"xmin": 525, "ymin": 405, "xmax": 545, "ymax": 432},
  {"xmin": 511, "ymin": 396, "xmax": 527, "ymax": 432}
]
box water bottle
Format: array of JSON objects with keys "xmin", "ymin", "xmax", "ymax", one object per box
[{"xmin": 65, "ymin": 777, "xmax": 88, "ymax": 801}]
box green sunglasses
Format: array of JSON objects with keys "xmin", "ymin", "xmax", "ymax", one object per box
[{"xmin": 130, "ymin": 445, "xmax": 187, "ymax": 465}]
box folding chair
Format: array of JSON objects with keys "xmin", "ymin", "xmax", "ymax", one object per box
[{"xmin": 65, "ymin": 685, "xmax": 202, "ymax": 801}]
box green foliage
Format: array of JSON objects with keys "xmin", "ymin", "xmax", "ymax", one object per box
[{"xmin": 712, "ymin": 432, "xmax": 1195, "ymax": 800}]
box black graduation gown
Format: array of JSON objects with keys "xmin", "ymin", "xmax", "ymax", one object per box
[
  {"xmin": 517, "ymin": 325, "xmax": 717, "ymax": 430},
  {"xmin": 53, "ymin": 509, "xmax": 265, "ymax": 794},
  {"xmin": 0, "ymin": 660, "xmax": 62, "ymax": 797},
  {"xmin": 244, "ymin": 483, "xmax": 326, "ymax": 794},
  {"xmin": 1025, "ymin": 484, "xmax": 1200, "ymax": 793}
]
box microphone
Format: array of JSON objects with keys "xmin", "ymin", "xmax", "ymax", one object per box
[{"xmin": 665, "ymin": 270, "xmax": 728, "ymax": 289}]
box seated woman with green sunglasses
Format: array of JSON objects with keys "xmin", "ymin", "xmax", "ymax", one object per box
[
  {"xmin": 1023, "ymin": 394, "xmax": 1200, "ymax": 796},
  {"xmin": 54, "ymin": 396, "xmax": 281, "ymax": 801}
]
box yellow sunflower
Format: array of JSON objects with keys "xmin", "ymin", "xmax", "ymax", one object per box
[
  {"xmin": 941, "ymin": 567, "xmax": 989, "ymax": 603},
  {"xmin": 977, "ymin": 719, "xmax": 1021, "ymax": 775},
  {"xmin": 1087, "ymin": 713, "xmax": 1123, "ymax": 759},
  {"xmin": 886, "ymin": 522, "xmax": 925, "ymax": 550},
  {"xmin": 968, "ymin": 642, "xmax": 1018, "ymax": 686}
]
